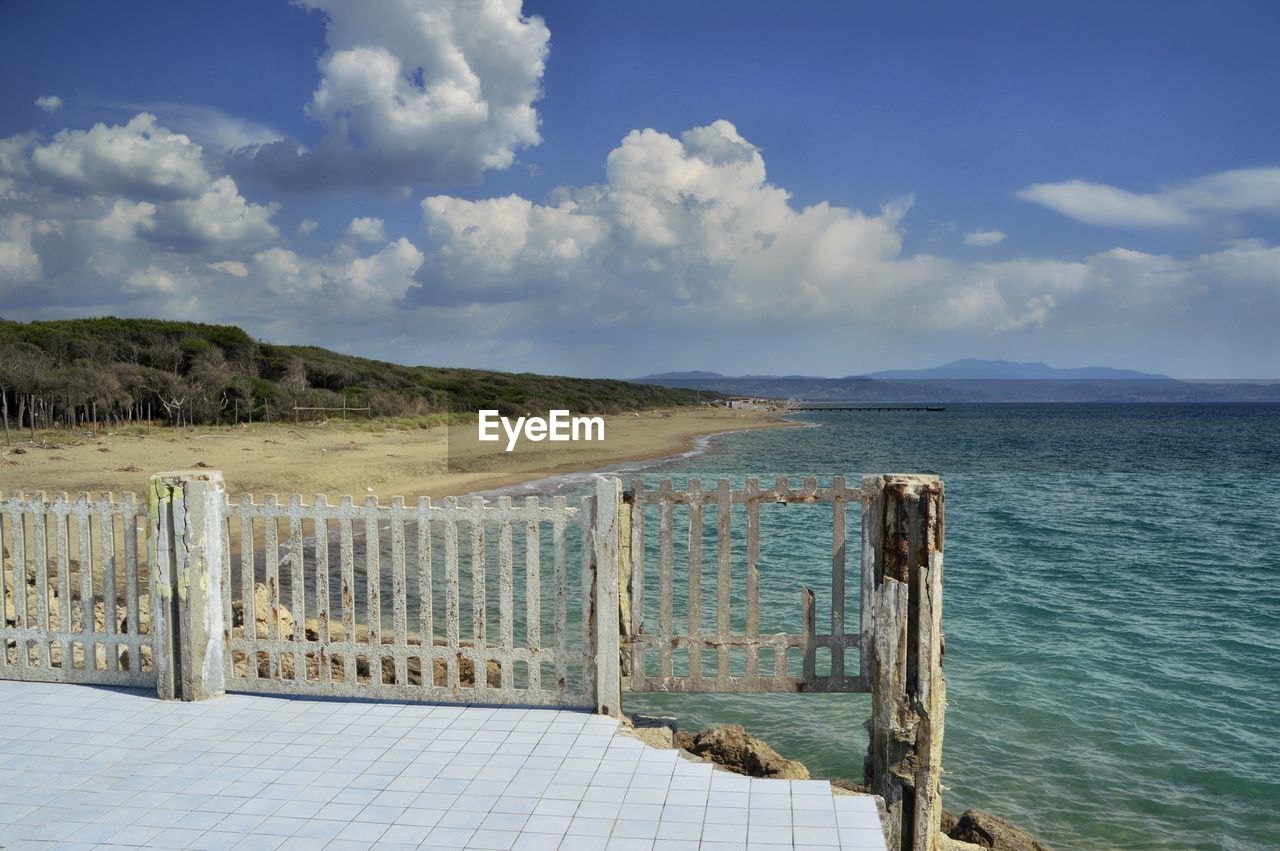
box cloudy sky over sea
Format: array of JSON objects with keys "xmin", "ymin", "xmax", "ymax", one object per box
[{"xmin": 1, "ymin": 0, "xmax": 1277, "ymax": 377}]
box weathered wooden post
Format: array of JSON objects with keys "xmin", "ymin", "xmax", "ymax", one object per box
[
  {"xmin": 593, "ymin": 477, "xmax": 622, "ymax": 716},
  {"xmin": 148, "ymin": 470, "xmax": 228, "ymax": 701},
  {"xmin": 862, "ymin": 474, "xmax": 946, "ymax": 851},
  {"xmin": 617, "ymin": 487, "xmax": 634, "ymax": 680}
]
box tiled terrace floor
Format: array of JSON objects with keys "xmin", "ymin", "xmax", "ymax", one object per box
[{"xmin": 0, "ymin": 681, "xmax": 886, "ymax": 850}]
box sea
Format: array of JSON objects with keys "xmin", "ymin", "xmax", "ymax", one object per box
[{"xmin": 516, "ymin": 404, "xmax": 1280, "ymax": 850}]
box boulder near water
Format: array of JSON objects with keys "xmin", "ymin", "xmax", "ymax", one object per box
[
  {"xmin": 685, "ymin": 724, "xmax": 811, "ymax": 780},
  {"xmin": 950, "ymin": 809, "xmax": 1053, "ymax": 851}
]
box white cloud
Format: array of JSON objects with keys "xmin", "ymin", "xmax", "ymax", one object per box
[
  {"xmin": 35, "ymin": 96, "xmax": 63, "ymax": 113},
  {"xmin": 151, "ymin": 176, "xmax": 279, "ymax": 248},
  {"xmin": 963, "ymin": 229, "xmax": 1006, "ymax": 247},
  {"xmin": 124, "ymin": 264, "xmax": 184, "ymax": 294},
  {"xmin": 207, "ymin": 260, "xmax": 249, "ymax": 278},
  {"xmin": 29, "ymin": 113, "xmax": 212, "ymax": 200},
  {"xmin": 253, "ymin": 247, "xmax": 319, "ymax": 294},
  {"xmin": 344, "ymin": 237, "xmax": 424, "ymax": 298},
  {"xmin": 252, "ymin": 239, "xmax": 424, "ymax": 301},
  {"xmin": 297, "ymin": 218, "xmax": 319, "ymax": 237},
  {"xmin": 1017, "ymin": 167, "xmax": 1280, "ymax": 228},
  {"xmin": 414, "ymin": 120, "xmax": 1280, "ymax": 341},
  {"xmin": 245, "ymin": 0, "xmax": 550, "ymax": 190},
  {"xmin": 0, "ymin": 214, "xmax": 42, "ymax": 286},
  {"xmin": 94, "ymin": 199, "xmax": 157, "ymax": 241},
  {"xmin": 418, "ymin": 119, "xmax": 910, "ymax": 317},
  {"xmin": 0, "ymin": 132, "xmax": 37, "ymax": 180},
  {"xmin": 345, "ymin": 216, "xmax": 386, "ymax": 244}
]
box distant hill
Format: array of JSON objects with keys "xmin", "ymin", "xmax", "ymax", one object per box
[
  {"xmin": 0, "ymin": 317, "xmax": 710, "ymax": 429},
  {"xmin": 867, "ymin": 358, "xmax": 1168, "ymax": 381},
  {"xmin": 639, "ymin": 370, "xmax": 727, "ymax": 381},
  {"xmin": 635, "ymin": 361, "xmax": 1279, "ymax": 403}
]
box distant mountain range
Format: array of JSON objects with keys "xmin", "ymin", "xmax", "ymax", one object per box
[
  {"xmin": 636, "ymin": 359, "xmax": 1280, "ymax": 403},
  {"xmin": 865, "ymin": 358, "xmax": 1168, "ymax": 381}
]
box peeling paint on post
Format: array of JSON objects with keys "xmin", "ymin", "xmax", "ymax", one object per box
[
  {"xmin": 862, "ymin": 474, "xmax": 945, "ymax": 851},
  {"xmin": 148, "ymin": 470, "xmax": 228, "ymax": 701}
]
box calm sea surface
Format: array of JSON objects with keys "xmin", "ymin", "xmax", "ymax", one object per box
[{"xmin": 534, "ymin": 404, "xmax": 1280, "ymax": 850}]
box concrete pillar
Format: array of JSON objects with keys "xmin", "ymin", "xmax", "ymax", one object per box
[
  {"xmin": 148, "ymin": 470, "xmax": 227, "ymax": 701},
  {"xmin": 593, "ymin": 477, "xmax": 622, "ymax": 717},
  {"xmin": 862, "ymin": 474, "xmax": 946, "ymax": 851}
]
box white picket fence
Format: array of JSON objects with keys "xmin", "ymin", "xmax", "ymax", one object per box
[
  {"xmin": 0, "ymin": 469, "xmax": 946, "ymax": 851},
  {"xmin": 0, "ymin": 491, "xmax": 152, "ymax": 688}
]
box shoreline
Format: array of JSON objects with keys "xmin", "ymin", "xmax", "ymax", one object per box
[
  {"xmin": 467, "ymin": 423, "xmax": 805, "ymax": 499},
  {"xmin": 0, "ymin": 408, "xmax": 792, "ymax": 500}
]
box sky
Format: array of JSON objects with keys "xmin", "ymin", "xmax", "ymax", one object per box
[{"xmin": 1, "ymin": 0, "xmax": 1277, "ymax": 378}]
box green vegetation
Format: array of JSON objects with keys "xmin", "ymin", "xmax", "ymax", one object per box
[{"xmin": 0, "ymin": 317, "xmax": 710, "ymax": 437}]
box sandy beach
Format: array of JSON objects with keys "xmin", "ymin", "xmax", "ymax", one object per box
[{"xmin": 0, "ymin": 408, "xmax": 787, "ymax": 500}]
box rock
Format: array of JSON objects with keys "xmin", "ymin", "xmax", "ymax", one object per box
[
  {"xmin": 240, "ymin": 619, "xmax": 501, "ymax": 688},
  {"xmin": 629, "ymin": 726, "xmax": 674, "ymax": 749},
  {"xmin": 942, "ymin": 809, "xmax": 960, "ymax": 836},
  {"xmin": 674, "ymin": 730, "xmax": 697, "ymax": 751},
  {"xmin": 686, "ymin": 725, "xmax": 810, "ymax": 780},
  {"xmin": 830, "ymin": 777, "xmax": 871, "ymax": 795},
  {"xmin": 621, "ymin": 716, "xmax": 676, "ymax": 750},
  {"xmin": 231, "ymin": 583, "xmax": 295, "ymax": 640},
  {"xmin": 950, "ymin": 809, "xmax": 1052, "ymax": 851}
]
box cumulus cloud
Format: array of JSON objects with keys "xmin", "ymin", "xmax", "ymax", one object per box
[
  {"xmin": 2, "ymin": 101, "xmax": 1277, "ymax": 374},
  {"xmin": 413, "ymin": 120, "xmax": 1280, "ymax": 344},
  {"xmin": 1017, "ymin": 168, "xmax": 1280, "ymax": 228},
  {"xmin": 29, "ymin": 113, "xmax": 212, "ymax": 200},
  {"xmin": 251, "ymin": 239, "xmax": 424, "ymax": 301},
  {"xmin": 419, "ymin": 120, "xmax": 915, "ymax": 317},
  {"xmin": 109, "ymin": 103, "xmax": 282, "ymax": 151},
  {"xmin": 243, "ymin": 0, "xmax": 550, "ymax": 191},
  {"xmin": 963, "ymin": 229, "xmax": 1006, "ymax": 247},
  {"xmin": 418, "ymin": 120, "xmax": 912, "ymax": 320},
  {"xmin": 35, "ymin": 96, "xmax": 63, "ymax": 113},
  {"xmin": 152, "ymin": 176, "xmax": 279, "ymax": 248},
  {"xmin": 0, "ymin": 214, "xmax": 42, "ymax": 286},
  {"xmin": 345, "ymin": 216, "xmax": 387, "ymax": 244},
  {"xmin": 208, "ymin": 260, "xmax": 249, "ymax": 277}
]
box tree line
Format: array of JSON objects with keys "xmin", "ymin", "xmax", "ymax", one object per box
[{"xmin": 0, "ymin": 317, "xmax": 709, "ymax": 443}]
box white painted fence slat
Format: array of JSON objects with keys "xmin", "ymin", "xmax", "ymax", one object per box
[
  {"xmin": 0, "ymin": 491, "xmax": 153, "ymax": 687},
  {"xmin": 687, "ymin": 478, "xmax": 702, "ymax": 683},
  {"xmin": 391, "ymin": 496, "xmax": 408, "ymax": 685},
  {"xmin": 624, "ymin": 476, "xmax": 871, "ymax": 695}
]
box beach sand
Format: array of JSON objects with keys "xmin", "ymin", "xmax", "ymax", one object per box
[{"xmin": 0, "ymin": 408, "xmax": 786, "ymax": 500}]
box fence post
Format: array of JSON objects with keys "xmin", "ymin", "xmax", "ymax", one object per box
[
  {"xmin": 148, "ymin": 470, "xmax": 228, "ymax": 701},
  {"xmin": 862, "ymin": 474, "xmax": 945, "ymax": 851},
  {"xmin": 593, "ymin": 477, "xmax": 622, "ymax": 716}
]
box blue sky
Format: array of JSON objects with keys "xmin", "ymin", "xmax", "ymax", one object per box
[{"xmin": 1, "ymin": 0, "xmax": 1277, "ymax": 377}]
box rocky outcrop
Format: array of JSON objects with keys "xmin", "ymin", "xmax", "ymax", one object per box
[
  {"xmin": 230, "ymin": 603, "xmax": 501, "ymax": 688},
  {"xmin": 950, "ymin": 809, "xmax": 1052, "ymax": 851},
  {"xmin": 830, "ymin": 777, "xmax": 871, "ymax": 795},
  {"xmin": 231, "ymin": 583, "xmax": 295, "ymax": 640},
  {"xmin": 684, "ymin": 725, "xmax": 810, "ymax": 780},
  {"xmin": 4, "ymin": 561, "xmax": 151, "ymax": 670}
]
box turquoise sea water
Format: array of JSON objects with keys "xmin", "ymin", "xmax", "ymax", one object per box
[{"xmin": 549, "ymin": 404, "xmax": 1280, "ymax": 850}]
